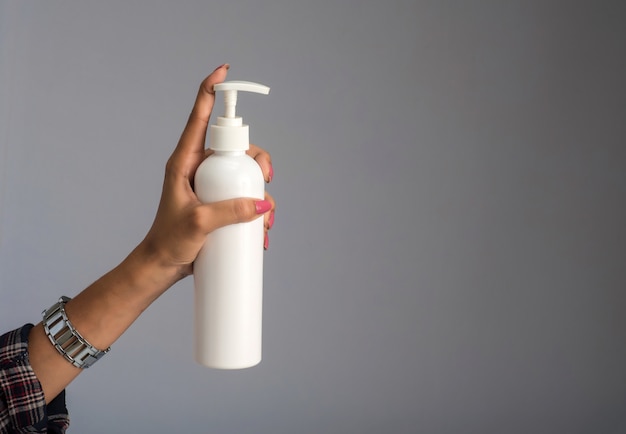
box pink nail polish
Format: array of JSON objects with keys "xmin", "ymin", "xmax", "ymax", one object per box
[
  {"xmin": 255, "ymin": 200, "xmax": 272, "ymax": 215},
  {"xmin": 268, "ymin": 210, "xmax": 275, "ymax": 229},
  {"xmin": 264, "ymin": 233, "xmax": 269, "ymax": 250},
  {"xmin": 268, "ymin": 165, "xmax": 274, "ymax": 183}
]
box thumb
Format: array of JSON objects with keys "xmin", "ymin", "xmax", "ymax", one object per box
[{"xmin": 198, "ymin": 198, "xmax": 272, "ymax": 234}]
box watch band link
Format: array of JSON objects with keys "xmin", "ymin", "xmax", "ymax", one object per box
[{"xmin": 42, "ymin": 296, "xmax": 110, "ymax": 369}]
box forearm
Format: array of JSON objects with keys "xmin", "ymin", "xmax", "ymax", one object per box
[{"xmin": 28, "ymin": 241, "xmax": 183, "ymax": 403}]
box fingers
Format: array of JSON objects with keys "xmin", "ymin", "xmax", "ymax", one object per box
[
  {"xmin": 189, "ymin": 64, "xmax": 230, "ymax": 128},
  {"xmin": 263, "ymin": 191, "xmax": 276, "ymax": 231},
  {"xmin": 248, "ymin": 144, "xmax": 273, "ymax": 183},
  {"xmin": 170, "ymin": 64, "xmax": 230, "ymax": 177},
  {"xmin": 263, "ymin": 193, "xmax": 276, "ymax": 250}
]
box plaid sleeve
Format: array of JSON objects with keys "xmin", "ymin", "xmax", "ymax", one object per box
[{"xmin": 0, "ymin": 324, "xmax": 70, "ymax": 434}]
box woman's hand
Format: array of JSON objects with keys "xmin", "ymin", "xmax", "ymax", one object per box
[{"xmin": 141, "ymin": 64, "xmax": 275, "ymax": 279}]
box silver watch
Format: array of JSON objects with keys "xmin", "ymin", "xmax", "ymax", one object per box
[{"xmin": 42, "ymin": 296, "xmax": 110, "ymax": 369}]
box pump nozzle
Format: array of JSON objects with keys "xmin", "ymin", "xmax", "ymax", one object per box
[
  {"xmin": 210, "ymin": 80, "xmax": 270, "ymax": 152},
  {"xmin": 214, "ymin": 81, "xmax": 270, "ymax": 119}
]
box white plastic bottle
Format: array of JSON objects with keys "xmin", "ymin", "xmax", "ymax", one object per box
[{"xmin": 193, "ymin": 81, "xmax": 270, "ymax": 369}]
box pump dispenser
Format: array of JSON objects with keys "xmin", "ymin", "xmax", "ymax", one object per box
[
  {"xmin": 210, "ymin": 81, "xmax": 270, "ymax": 151},
  {"xmin": 193, "ymin": 80, "xmax": 270, "ymax": 369}
]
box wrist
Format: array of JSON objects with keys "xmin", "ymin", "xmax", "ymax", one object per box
[
  {"xmin": 60, "ymin": 241, "xmax": 186, "ymax": 351},
  {"xmin": 127, "ymin": 240, "xmax": 189, "ymax": 292}
]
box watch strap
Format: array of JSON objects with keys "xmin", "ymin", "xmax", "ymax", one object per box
[{"xmin": 42, "ymin": 296, "xmax": 110, "ymax": 369}]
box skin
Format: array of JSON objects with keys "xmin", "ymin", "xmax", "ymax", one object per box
[{"xmin": 27, "ymin": 64, "xmax": 276, "ymax": 403}]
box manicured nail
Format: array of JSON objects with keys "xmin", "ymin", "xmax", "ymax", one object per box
[
  {"xmin": 255, "ymin": 200, "xmax": 272, "ymax": 215},
  {"xmin": 214, "ymin": 63, "xmax": 230, "ymax": 71},
  {"xmin": 264, "ymin": 233, "xmax": 269, "ymax": 250},
  {"xmin": 268, "ymin": 210, "xmax": 275, "ymax": 229},
  {"xmin": 268, "ymin": 165, "xmax": 274, "ymax": 183}
]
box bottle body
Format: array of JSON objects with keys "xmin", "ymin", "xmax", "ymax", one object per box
[{"xmin": 193, "ymin": 150, "xmax": 265, "ymax": 369}]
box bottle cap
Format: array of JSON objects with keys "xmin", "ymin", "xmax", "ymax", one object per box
[{"xmin": 210, "ymin": 81, "xmax": 270, "ymax": 151}]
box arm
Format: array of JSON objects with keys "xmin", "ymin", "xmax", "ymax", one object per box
[{"xmin": 27, "ymin": 64, "xmax": 275, "ymax": 403}]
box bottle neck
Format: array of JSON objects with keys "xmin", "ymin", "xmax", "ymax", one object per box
[{"xmin": 211, "ymin": 149, "xmax": 246, "ymax": 156}]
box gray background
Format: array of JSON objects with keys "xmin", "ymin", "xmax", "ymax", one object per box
[{"xmin": 1, "ymin": 1, "xmax": 625, "ymax": 433}]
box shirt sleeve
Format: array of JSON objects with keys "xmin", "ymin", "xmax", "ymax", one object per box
[{"xmin": 0, "ymin": 324, "xmax": 70, "ymax": 434}]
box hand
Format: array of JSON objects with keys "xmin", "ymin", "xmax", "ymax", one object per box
[{"xmin": 141, "ymin": 64, "xmax": 275, "ymax": 279}]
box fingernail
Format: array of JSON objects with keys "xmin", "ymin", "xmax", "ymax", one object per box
[
  {"xmin": 264, "ymin": 233, "xmax": 269, "ymax": 250},
  {"xmin": 255, "ymin": 200, "xmax": 272, "ymax": 215},
  {"xmin": 268, "ymin": 210, "xmax": 275, "ymax": 229},
  {"xmin": 268, "ymin": 165, "xmax": 274, "ymax": 183},
  {"xmin": 214, "ymin": 63, "xmax": 230, "ymax": 71}
]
